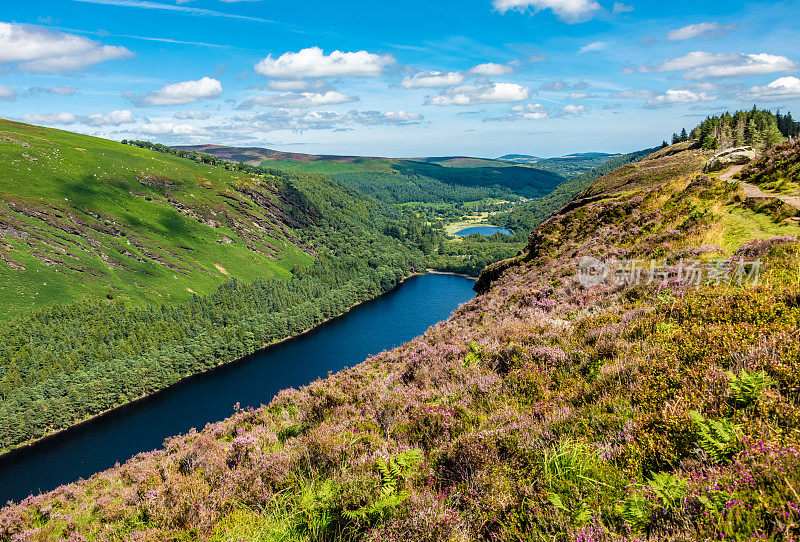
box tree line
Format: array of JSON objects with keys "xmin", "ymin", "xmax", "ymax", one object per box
[{"xmin": 677, "ymin": 108, "xmax": 788, "ymax": 150}]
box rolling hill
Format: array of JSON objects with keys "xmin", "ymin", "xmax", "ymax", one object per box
[
  {"xmin": 498, "ymin": 152, "xmax": 620, "ymax": 178},
  {"xmin": 178, "ymin": 145, "xmax": 566, "ymax": 204},
  {"xmin": 0, "ymin": 120, "xmax": 425, "ymax": 319}
]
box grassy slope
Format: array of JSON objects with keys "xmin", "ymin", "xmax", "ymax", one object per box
[
  {"xmin": 0, "ymin": 120, "xmax": 313, "ymax": 319},
  {"xmin": 5, "ymin": 143, "xmax": 800, "ymax": 540}
]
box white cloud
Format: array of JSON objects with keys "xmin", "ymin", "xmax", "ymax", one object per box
[
  {"xmin": 132, "ymin": 77, "xmax": 222, "ymax": 106},
  {"xmin": 22, "ymin": 112, "xmax": 78, "ymax": 125},
  {"xmin": 492, "ymin": 0, "xmax": 602, "ymax": 23},
  {"xmin": 85, "ymin": 110, "xmax": 135, "ymax": 126},
  {"xmin": 173, "ymin": 110, "xmax": 211, "ymax": 120},
  {"xmin": 541, "ymin": 81, "xmax": 566, "ymax": 91},
  {"xmin": 568, "ymin": 92, "xmax": 591, "ymax": 99},
  {"xmin": 29, "ymin": 85, "xmax": 77, "ymax": 95},
  {"xmin": 666, "ymin": 22, "xmax": 735, "ymax": 41},
  {"xmin": 640, "ymin": 51, "xmax": 798, "ymax": 80},
  {"xmin": 264, "ymin": 80, "xmax": 331, "ymax": 92},
  {"xmin": 426, "ymin": 83, "xmax": 530, "ymax": 106},
  {"xmin": 541, "ymin": 80, "xmax": 589, "ymax": 92},
  {"xmin": 645, "ymin": 88, "xmax": 717, "ymax": 107},
  {"xmin": 469, "ymin": 62, "xmax": 515, "ymax": 76},
  {"xmin": 401, "ymin": 71, "xmax": 464, "ymax": 89},
  {"xmin": 488, "ymin": 102, "xmax": 549, "ymax": 121},
  {"xmin": 0, "ymin": 84, "xmax": 15, "ymax": 101},
  {"xmin": 217, "ymin": 108, "xmax": 423, "ymax": 133},
  {"xmin": 746, "ymin": 76, "xmax": 800, "ymax": 101},
  {"xmin": 612, "ymin": 2, "xmax": 633, "ymax": 14},
  {"xmin": 579, "ymin": 41, "xmax": 609, "ymax": 54},
  {"xmin": 351, "ymin": 110, "xmax": 423, "ymax": 125},
  {"xmin": 254, "ymin": 47, "xmax": 394, "ymax": 79},
  {"xmin": 237, "ymin": 91, "xmax": 357, "ymax": 109},
  {"xmin": 562, "ymin": 104, "xmax": 586, "ymax": 115},
  {"xmin": 139, "ymin": 122, "xmax": 200, "ymax": 135},
  {"xmin": 612, "ymin": 89, "xmax": 653, "ymax": 99},
  {"xmin": 0, "ymin": 22, "xmax": 133, "ymax": 72}
]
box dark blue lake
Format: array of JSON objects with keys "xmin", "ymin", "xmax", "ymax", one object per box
[
  {"xmin": 0, "ymin": 273, "xmax": 475, "ymax": 505},
  {"xmin": 455, "ymin": 226, "xmax": 513, "ymax": 236}
]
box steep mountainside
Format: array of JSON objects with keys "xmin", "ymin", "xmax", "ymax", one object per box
[
  {"xmin": 0, "ymin": 121, "xmax": 428, "ymax": 318},
  {"xmin": 179, "ymin": 145, "xmax": 566, "ymax": 203},
  {"xmin": 4, "ymin": 142, "xmax": 799, "ymax": 540},
  {"xmin": 0, "ymin": 121, "xmax": 319, "ymax": 318},
  {"xmin": 0, "ymin": 120, "xmax": 429, "ymax": 453}
]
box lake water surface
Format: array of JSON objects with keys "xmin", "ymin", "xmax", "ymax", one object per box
[
  {"xmin": 0, "ymin": 273, "xmax": 475, "ymax": 505},
  {"xmin": 455, "ymin": 226, "xmax": 513, "ymax": 236}
]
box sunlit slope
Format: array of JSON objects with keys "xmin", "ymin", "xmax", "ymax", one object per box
[{"xmin": 0, "ymin": 120, "xmax": 312, "ymax": 318}]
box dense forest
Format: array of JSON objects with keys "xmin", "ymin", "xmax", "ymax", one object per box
[
  {"xmin": 0, "ymin": 252, "xmax": 419, "ymax": 450},
  {"xmin": 328, "ymin": 171, "xmax": 506, "ymax": 204},
  {"xmin": 688, "ymin": 108, "xmax": 791, "ymax": 150}
]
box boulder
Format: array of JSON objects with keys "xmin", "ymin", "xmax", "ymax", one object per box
[{"xmin": 703, "ymin": 146, "xmax": 757, "ymax": 173}]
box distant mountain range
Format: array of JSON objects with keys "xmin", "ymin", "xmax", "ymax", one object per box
[
  {"xmin": 176, "ymin": 145, "xmax": 568, "ymax": 203},
  {"xmin": 498, "ymin": 152, "xmax": 621, "ymax": 178}
]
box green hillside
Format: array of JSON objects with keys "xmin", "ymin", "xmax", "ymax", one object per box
[
  {"xmin": 6, "ymin": 139, "xmax": 800, "ymax": 541},
  {"xmin": 0, "ymin": 120, "xmax": 429, "ymax": 452},
  {"xmin": 179, "ymin": 145, "xmax": 566, "ymax": 204},
  {"xmin": 0, "ymin": 120, "xmax": 317, "ymax": 319}
]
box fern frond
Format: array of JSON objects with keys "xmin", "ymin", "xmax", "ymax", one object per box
[
  {"xmin": 727, "ymin": 369, "xmax": 774, "ymax": 406},
  {"xmin": 690, "ymin": 410, "xmax": 740, "ymax": 463},
  {"xmin": 616, "ymin": 494, "xmax": 651, "ymax": 531}
]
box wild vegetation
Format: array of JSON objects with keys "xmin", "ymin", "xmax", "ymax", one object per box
[
  {"xmin": 0, "ymin": 121, "xmax": 431, "ymax": 451},
  {"xmin": 0, "ymin": 120, "xmax": 317, "ymax": 318},
  {"xmin": 4, "ymin": 134, "xmax": 797, "ymax": 540},
  {"xmin": 739, "ymin": 139, "xmax": 800, "ymax": 195}
]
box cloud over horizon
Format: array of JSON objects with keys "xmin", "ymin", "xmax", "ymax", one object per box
[
  {"xmin": 426, "ymin": 83, "xmax": 530, "ymax": 106},
  {"xmin": 640, "ymin": 51, "xmax": 798, "ymax": 80}
]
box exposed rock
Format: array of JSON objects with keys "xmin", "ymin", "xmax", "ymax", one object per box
[{"xmin": 704, "ymin": 146, "xmax": 757, "ymax": 173}]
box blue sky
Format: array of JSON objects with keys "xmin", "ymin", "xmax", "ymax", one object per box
[{"xmin": 1, "ymin": 0, "xmax": 800, "ymax": 157}]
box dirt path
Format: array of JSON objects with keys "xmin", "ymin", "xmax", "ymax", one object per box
[
  {"xmin": 720, "ymin": 165, "xmax": 800, "ymax": 211},
  {"xmin": 719, "ymin": 164, "xmax": 745, "ymax": 182}
]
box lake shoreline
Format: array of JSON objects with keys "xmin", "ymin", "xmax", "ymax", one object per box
[{"xmin": 0, "ymin": 270, "xmax": 475, "ymax": 463}]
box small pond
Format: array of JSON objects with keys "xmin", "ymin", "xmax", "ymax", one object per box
[{"xmin": 455, "ymin": 226, "xmax": 513, "ymax": 236}]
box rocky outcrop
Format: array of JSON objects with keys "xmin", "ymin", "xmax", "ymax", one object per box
[{"xmin": 704, "ymin": 146, "xmax": 757, "ymax": 172}]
